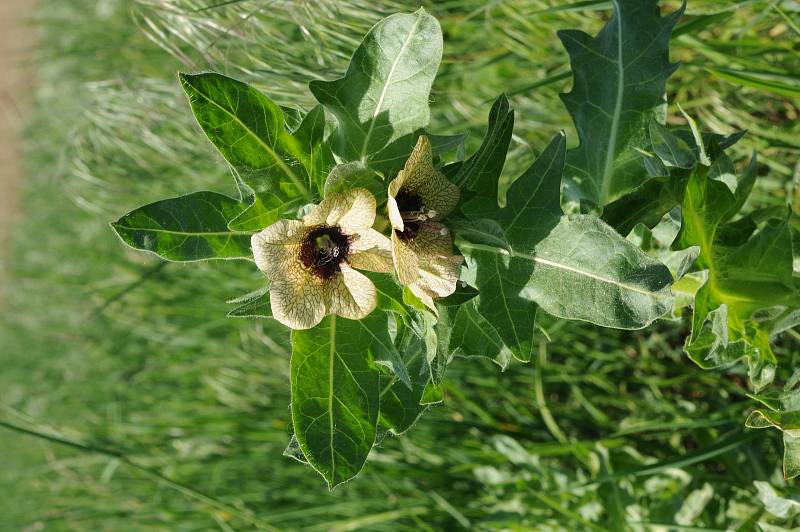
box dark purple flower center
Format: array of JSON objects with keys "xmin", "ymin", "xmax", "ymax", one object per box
[
  {"xmin": 394, "ymin": 189, "xmax": 424, "ymax": 242},
  {"xmin": 300, "ymin": 225, "xmax": 351, "ymax": 280},
  {"xmin": 395, "ymin": 189, "xmax": 423, "ymax": 213}
]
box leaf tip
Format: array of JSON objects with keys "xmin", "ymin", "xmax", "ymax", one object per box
[{"xmin": 674, "ymin": 0, "xmax": 688, "ymax": 19}]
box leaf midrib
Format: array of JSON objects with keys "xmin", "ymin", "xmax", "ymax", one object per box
[
  {"xmin": 186, "ymin": 79, "xmax": 311, "ymax": 199},
  {"xmin": 600, "ymin": 0, "xmax": 625, "ymax": 203},
  {"xmin": 114, "ymin": 225, "xmax": 250, "ymax": 237},
  {"xmin": 359, "ymin": 12, "xmax": 423, "ymax": 161},
  {"xmin": 457, "ymin": 240, "xmax": 673, "ymax": 301},
  {"xmin": 328, "ymin": 316, "xmax": 336, "ymax": 483}
]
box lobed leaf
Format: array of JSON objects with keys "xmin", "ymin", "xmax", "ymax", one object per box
[
  {"xmin": 310, "ymin": 8, "xmax": 442, "ymax": 173},
  {"xmin": 180, "ymin": 72, "xmax": 318, "ymax": 230},
  {"xmin": 459, "ymin": 131, "xmax": 673, "ymax": 363},
  {"xmin": 560, "ymin": 0, "xmax": 683, "ymax": 207},
  {"xmin": 674, "ymin": 146, "xmax": 800, "ymax": 391},
  {"xmin": 457, "ymin": 133, "xmax": 565, "ymax": 360}
]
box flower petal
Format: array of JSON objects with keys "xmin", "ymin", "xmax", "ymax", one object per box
[
  {"xmin": 395, "ymin": 136, "xmax": 459, "ymax": 220},
  {"xmin": 408, "ymin": 283, "xmax": 436, "ymax": 313},
  {"xmin": 393, "ymin": 223, "xmax": 463, "ymax": 311},
  {"xmin": 392, "ymin": 233, "xmax": 421, "ymax": 286},
  {"xmin": 348, "ymin": 228, "xmax": 393, "ymax": 273},
  {"xmin": 387, "ymin": 176, "xmax": 406, "ymax": 231},
  {"xmin": 269, "ymin": 268, "xmax": 326, "ymax": 330},
  {"xmin": 251, "ymin": 219, "xmax": 306, "ymax": 278},
  {"xmin": 304, "ymin": 188, "xmax": 377, "ymax": 233},
  {"xmin": 324, "ymin": 264, "xmax": 377, "ymax": 320},
  {"xmin": 413, "ymin": 251, "xmax": 463, "ymax": 298}
]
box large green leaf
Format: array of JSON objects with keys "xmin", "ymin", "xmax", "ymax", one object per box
[
  {"xmin": 674, "ymin": 148, "xmax": 800, "ymax": 389},
  {"xmin": 458, "ymin": 134, "xmax": 565, "ymax": 360},
  {"xmin": 309, "ymin": 9, "xmax": 442, "ymax": 173},
  {"xmin": 180, "ymin": 72, "xmax": 315, "ymax": 230},
  {"xmin": 524, "ymin": 214, "xmax": 674, "ymax": 328},
  {"xmin": 291, "ymin": 316, "xmax": 382, "ymax": 489},
  {"xmin": 111, "ymin": 191, "xmax": 251, "ymax": 261},
  {"xmin": 458, "ymin": 132, "xmax": 674, "ymax": 351},
  {"xmin": 559, "ymin": 0, "xmax": 683, "ymax": 207}
]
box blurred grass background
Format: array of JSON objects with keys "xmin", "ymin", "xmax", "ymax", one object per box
[{"xmin": 0, "ymin": 0, "xmax": 799, "ymax": 530}]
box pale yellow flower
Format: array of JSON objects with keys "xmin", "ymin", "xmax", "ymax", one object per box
[
  {"xmin": 387, "ymin": 136, "xmax": 463, "ymax": 310},
  {"xmin": 251, "ymin": 188, "xmax": 393, "ymax": 330}
]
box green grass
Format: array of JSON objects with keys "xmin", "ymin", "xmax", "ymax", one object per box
[{"xmin": 1, "ymin": 0, "xmax": 799, "ymax": 530}]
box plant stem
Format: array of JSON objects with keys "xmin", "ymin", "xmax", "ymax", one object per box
[{"xmin": 534, "ymin": 341, "xmax": 568, "ymax": 444}]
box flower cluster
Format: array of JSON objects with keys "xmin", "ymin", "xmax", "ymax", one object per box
[{"xmin": 251, "ymin": 136, "xmax": 462, "ymax": 329}]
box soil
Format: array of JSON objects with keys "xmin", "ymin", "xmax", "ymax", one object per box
[{"xmin": 0, "ymin": 0, "xmax": 35, "ymax": 301}]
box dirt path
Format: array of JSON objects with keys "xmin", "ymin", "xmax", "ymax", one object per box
[{"xmin": 0, "ymin": 0, "xmax": 36, "ymax": 301}]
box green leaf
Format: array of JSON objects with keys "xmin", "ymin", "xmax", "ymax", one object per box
[
  {"xmin": 180, "ymin": 72, "xmax": 313, "ymax": 231},
  {"xmin": 673, "ymin": 152, "xmax": 757, "ymax": 265},
  {"xmin": 291, "ymin": 316, "xmax": 381, "ymax": 489},
  {"xmin": 462, "ymin": 249, "xmax": 538, "ymax": 361},
  {"xmin": 323, "ymin": 162, "xmax": 385, "ymax": 203},
  {"xmin": 434, "ymin": 285, "xmax": 512, "ymax": 370},
  {"xmin": 455, "ymin": 95, "xmax": 514, "ymax": 203},
  {"xmin": 111, "ymin": 191, "xmax": 252, "ymax": 262},
  {"xmin": 785, "ymin": 435, "xmax": 800, "ymax": 480},
  {"xmin": 450, "ymin": 218, "xmax": 511, "ymax": 253},
  {"xmin": 309, "ymin": 9, "xmax": 442, "ymax": 172},
  {"xmin": 602, "ymin": 170, "xmax": 690, "ymax": 235},
  {"xmin": 293, "ymin": 104, "xmax": 334, "ymax": 196},
  {"xmin": 675, "ymin": 148, "xmax": 800, "ymax": 390},
  {"xmin": 428, "ymin": 132, "xmax": 468, "ymax": 160},
  {"xmin": 450, "ymin": 300, "xmax": 513, "ymax": 370},
  {"xmin": 559, "ymin": 0, "xmax": 683, "ymax": 207},
  {"xmin": 459, "ymin": 132, "xmax": 673, "ymax": 363},
  {"xmin": 649, "ymin": 118, "xmax": 696, "ymax": 169},
  {"xmin": 524, "ymin": 214, "xmax": 674, "ymax": 328},
  {"xmin": 401, "ymin": 305, "xmax": 448, "ymax": 386},
  {"xmin": 227, "ymin": 287, "xmax": 271, "ymax": 318},
  {"xmin": 602, "ymin": 128, "xmax": 747, "ymax": 235},
  {"xmin": 459, "ymin": 133, "xmax": 565, "ymax": 360},
  {"xmin": 362, "ymin": 311, "xmax": 411, "ymax": 389},
  {"xmin": 379, "ymin": 329, "xmax": 430, "ymax": 435},
  {"xmin": 745, "ymin": 378, "xmax": 800, "ymax": 479}
]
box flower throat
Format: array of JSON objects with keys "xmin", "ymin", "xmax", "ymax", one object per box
[
  {"xmin": 300, "ymin": 226, "xmax": 351, "ymax": 280},
  {"xmin": 395, "ymin": 189, "xmax": 426, "ymax": 241}
]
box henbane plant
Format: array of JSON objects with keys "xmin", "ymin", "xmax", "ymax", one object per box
[{"xmin": 111, "ymin": 1, "xmax": 800, "ymax": 488}]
